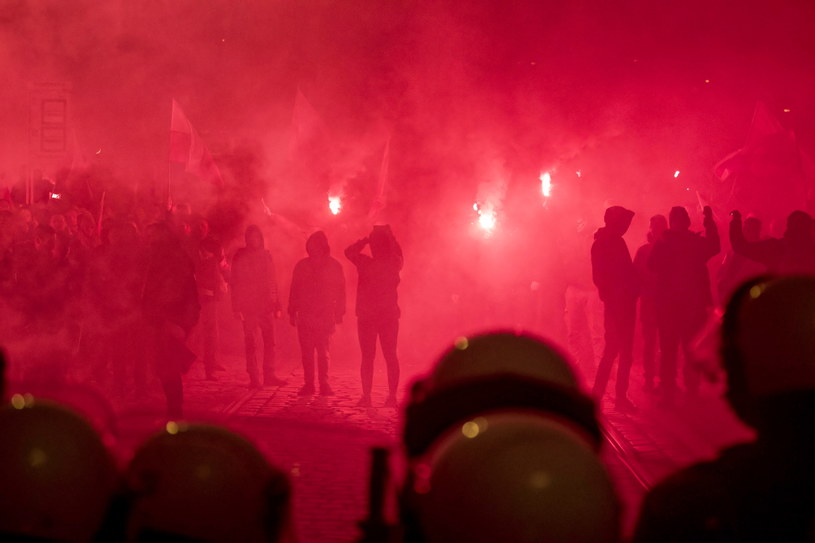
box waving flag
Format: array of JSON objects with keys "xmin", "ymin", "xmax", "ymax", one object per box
[{"xmin": 170, "ymin": 99, "xmax": 223, "ymax": 187}]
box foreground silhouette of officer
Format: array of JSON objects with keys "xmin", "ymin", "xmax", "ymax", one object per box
[{"xmin": 634, "ymin": 276, "xmax": 815, "ymax": 542}]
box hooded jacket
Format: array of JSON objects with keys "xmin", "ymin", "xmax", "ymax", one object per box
[
  {"xmin": 288, "ymin": 231, "xmax": 346, "ymax": 330},
  {"xmin": 345, "ymin": 227, "xmax": 403, "ymax": 320},
  {"xmin": 591, "ymin": 206, "xmax": 638, "ymax": 304},
  {"xmin": 231, "ymin": 225, "xmax": 280, "ymax": 315}
]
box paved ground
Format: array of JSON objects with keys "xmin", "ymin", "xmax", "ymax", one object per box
[{"xmin": 8, "ymin": 346, "xmax": 754, "ymax": 543}]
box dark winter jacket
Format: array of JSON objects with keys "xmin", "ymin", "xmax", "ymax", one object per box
[
  {"xmin": 649, "ymin": 216, "xmax": 719, "ymax": 315},
  {"xmin": 231, "ymin": 226, "xmax": 281, "ymax": 316},
  {"xmin": 288, "ymin": 231, "xmax": 346, "ymax": 331},
  {"xmin": 345, "ymin": 227, "xmax": 402, "ymax": 321},
  {"xmin": 591, "ymin": 207, "xmax": 638, "ymax": 304}
]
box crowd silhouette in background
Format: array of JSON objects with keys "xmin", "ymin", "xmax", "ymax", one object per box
[{"xmin": 2, "ymin": 185, "xmax": 815, "ymax": 541}]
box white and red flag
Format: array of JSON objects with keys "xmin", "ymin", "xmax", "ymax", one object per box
[{"xmin": 170, "ymin": 99, "xmax": 223, "ymax": 187}]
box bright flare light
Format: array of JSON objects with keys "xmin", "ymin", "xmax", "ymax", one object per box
[
  {"xmin": 328, "ymin": 195, "xmax": 342, "ymax": 215},
  {"xmin": 540, "ymin": 172, "xmax": 552, "ymax": 197},
  {"xmin": 474, "ymin": 203, "xmax": 497, "ymax": 233},
  {"xmin": 674, "ymin": 170, "xmax": 681, "ymax": 178}
]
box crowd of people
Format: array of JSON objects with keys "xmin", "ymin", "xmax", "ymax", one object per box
[
  {"xmin": 3, "ymin": 271, "xmax": 815, "ymax": 542},
  {"xmin": 588, "ymin": 204, "xmax": 815, "ymax": 414},
  {"xmin": 0, "ymin": 193, "xmax": 403, "ymax": 417},
  {"xmin": 2, "ymin": 189, "xmax": 815, "ymax": 541}
]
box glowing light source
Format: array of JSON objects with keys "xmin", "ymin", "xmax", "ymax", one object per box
[
  {"xmin": 540, "ymin": 172, "xmax": 552, "ymax": 197},
  {"xmin": 166, "ymin": 421, "xmax": 179, "ymax": 435},
  {"xmin": 783, "ymin": 108, "xmax": 791, "ymax": 113},
  {"xmin": 478, "ymin": 209, "xmax": 496, "ymax": 231},
  {"xmin": 11, "ymin": 394, "xmax": 25, "ymax": 410},
  {"xmin": 575, "ymin": 170, "xmax": 582, "ymax": 178},
  {"xmin": 454, "ymin": 336, "xmax": 469, "ymax": 350},
  {"xmin": 674, "ymin": 170, "xmax": 680, "ymax": 178},
  {"xmin": 462, "ymin": 421, "xmax": 480, "ymax": 438},
  {"xmin": 328, "ymin": 195, "xmax": 342, "ymax": 215}
]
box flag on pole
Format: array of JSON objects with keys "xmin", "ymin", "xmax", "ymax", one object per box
[
  {"xmin": 288, "ymin": 87, "xmax": 331, "ymax": 159},
  {"xmin": 170, "ymin": 99, "xmax": 224, "ymax": 187},
  {"xmin": 369, "ymin": 137, "xmax": 390, "ymax": 219}
]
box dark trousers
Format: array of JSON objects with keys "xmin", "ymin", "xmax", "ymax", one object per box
[
  {"xmin": 199, "ymin": 297, "xmax": 219, "ymax": 373},
  {"xmin": 242, "ymin": 312, "xmax": 275, "ymax": 383},
  {"xmin": 358, "ymin": 317, "xmax": 400, "ymax": 397},
  {"xmin": 641, "ymin": 313, "xmax": 659, "ymax": 384},
  {"xmin": 298, "ymin": 323, "xmax": 330, "ymax": 388},
  {"xmin": 593, "ymin": 297, "xmax": 636, "ymax": 399},
  {"xmin": 657, "ymin": 308, "xmax": 705, "ymax": 394}
]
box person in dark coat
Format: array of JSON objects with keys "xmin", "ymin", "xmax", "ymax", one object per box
[
  {"xmin": 633, "ymin": 276, "xmax": 815, "ymax": 543},
  {"xmin": 633, "ymin": 214, "xmax": 667, "ymax": 392},
  {"xmin": 591, "ymin": 206, "xmax": 639, "ymax": 410},
  {"xmin": 288, "ymin": 231, "xmax": 345, "ymax": 397},
  {"xmin": 231, "ymin": 225, "xmax": 286, "ymax": 389},
  {"xmin": 142, "ymin": 221, "xmax": 200, "ymax": 418},
  {"xmin": 649, "ymin": 206, "xmax": 719, "ymax": 402},
  {"xmin": 729, "ymin": 209, "xmax": 815, "ymax": 275},
  {"xmin": 195, "ymin": 235, "xmax": 228, "ymax": 380},
  {"xmin": 345, "ymin": 225, "xmax": 402, "ymax": 407}
]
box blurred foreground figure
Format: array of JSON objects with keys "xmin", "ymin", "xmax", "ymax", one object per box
[
  {"xmin": 634, "ymin": 276, "xmax": 815, "ymax": 542},
  {"xmin": 123, "ymin": 423, "xmax": 292, "ymax": 543},
  {"xmin": 648, "ymin": 206, "xmax": 719, "ymax": 403},
  {"xmin": 288, "ymin": 231, "xmax": 345, "ymax": 397},
  {"xmin": 591, "ymin": 206, "xmax": 639, "ymax": 410},
  {"xmin": 345, "ymin": 225, "xmax": 403, "ymax": 407},
  {"xmin": 231, "ymin": 225, "xmax": 287, "ymax": 389},
  {"xmin": 0, "ymin": 398, "xmax": 119, "ymax": 542},
  {"xmin": 729, "ymin": 209, "xmax": 815, "ymax": 274},
  {"xmin": 142, "ymin": 222, "xmax": 200, "ymax": 419},
  {"xmin": 400, "ymin": 331, "xmax": 620, "ymax": 543}
]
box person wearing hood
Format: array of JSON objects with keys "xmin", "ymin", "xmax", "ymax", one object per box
[
  {"xmin": 591, "ymin": 206, "xmax": 640, "ymax": 411},
  {"xmin": 633, "ymin": 214, "xmax": 668, "ymax": 392},
  {"xmin": 288, "ymin": 231, "xmax": 346, "ymax": 397},
  {"xmin": 729, "ymin": 209, "xmax": 815, "ymax": 275},
  {"xmin": 648, "ymin": 206, "xmax": 720, "ymax": 403},
  {"xmin": 345, "ymin": 224, "xmax": 403, "ymax": 407},
  {"xmin": 231, "ymin": 224, "xmax": 287, "ymax": 389}
]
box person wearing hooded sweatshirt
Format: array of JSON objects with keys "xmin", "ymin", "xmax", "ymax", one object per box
[
  {"xmin": 649, "ymin": 206, "xmax": 719, "ymax": 403},
  {"xmin": 231, "ymin": 224, "xmax": 287, "ymax": 389},
  {"xmin": 345, "ymin": 225, "xmax": 403, "ymax": 407},
  {"xmin": 591, "ymin": 206, "xmax": 639, "ymax": 411},
  {"xmin": 288, "ymin": 231, "xmax": 346, "ymax": 397},
  {"xmin": 729, "ymin": 209, "xmax": 815, "ymax": 275}
]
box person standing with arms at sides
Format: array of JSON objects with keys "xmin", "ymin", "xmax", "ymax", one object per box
[
  {"xmin": 288, "ymin": 231, "xmax": 345, "ymax": 397},
  {"xmin": 345, "ymin": 225, "xmax": 403, "ymax": 407},
  {"xmin": 633, "ymin": 214, "xmax": 668, "ymax": 393},
  {"xmin": 591, "ymin": 206, "xmax": 639, "ymax": 411},
  {"xmin": 231, "ymin": 225, "xmax": 287, "ymax": 389}
]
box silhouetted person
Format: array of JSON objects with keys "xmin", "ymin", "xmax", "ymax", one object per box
[
  {"xmin": 142, "ymin": 222, "xmax": 200, "ymax": 418},
  {"xmin": 633, "ymin": 214, "xmax": 667, "ymax": 392},
  {"xmin": 195, "ymin": 235, "xmax": 227, "ymax": 380},
  {"xmin": 288, "ymin": 231, "xmax": 345, "ymax": 397},
  {"xmin": 649, "ymin": 206, "xmax": 719, "ymax": 402},
  {"xmin": 730, "ymin": 209, "xmax": 815, "ymax": 275},
  {"xmin": 633, "ymin": 276, "xmax": 815, "ymax": 542},
  {"xmin": 84, "ymin": 219, "xmax": 147, "ymax": 395},
  {"xmin": 345, "ymin": 225, "xmax": 402, "ymax": 407},
  {"xmin": 717, "ymin": 216, "xmax": 765, "ymax": 306},
  {"xmin": 591, "ymin": 206, "xmax": 639, "ymax": 411},
  {"xmin": 231, "ymin": 224, "xmax": 286, "ymax": 389}
]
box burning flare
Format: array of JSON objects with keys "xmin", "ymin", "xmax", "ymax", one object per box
[{"xmin": 328, "ymin": 195, "xmax": 342, "ymax": 215}]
